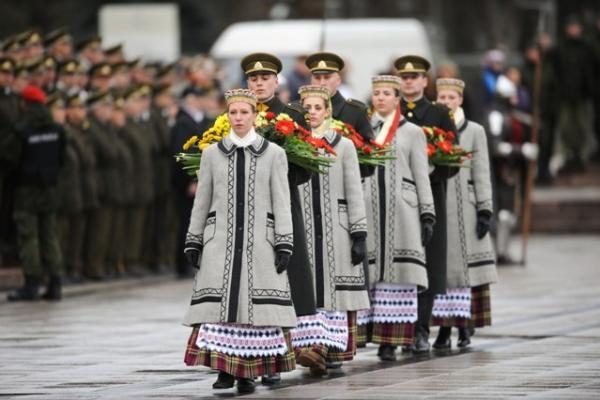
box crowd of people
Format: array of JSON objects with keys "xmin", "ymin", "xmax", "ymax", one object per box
[{"xmin": 0, "ymin": 17, "xmax": 598, "ymax": 393}]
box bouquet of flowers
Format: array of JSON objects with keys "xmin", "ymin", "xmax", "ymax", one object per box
[
  {"xmin": 176, "ymin": 112, "xmax": 335, "ymax": 175},
  {"xmin": 331, "ymin": 119, "xmax": 394, "ymax": 166},
  {"xmin": 422, "ymin": 126, "xmax": 473, "ymax": 167}
]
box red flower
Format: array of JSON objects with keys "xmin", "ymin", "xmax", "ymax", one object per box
[
  {"xmin": 433, "ymin": 127, "xmax": 446, "ymax": 139},
  {"xmin": 362, "ymin": 145, "xmax": 373, "ymax": 155},
  {"xmin": 275, "ymin": 120, "xmax": 295, "ymax": 136},
  {"xmin": 445, "ymin": 130, "xmax": 456, "ymax": 142},
  {"xmin": 437, "ymin": 140, "xmax": 453, "ymax": 154},
  {"xmin": 265, "ymin": 111, "xmax": 276, "ymax": 120},
  {"xmin": 427, "ymin": 143, "xmax": 436, "ymax": 157}
]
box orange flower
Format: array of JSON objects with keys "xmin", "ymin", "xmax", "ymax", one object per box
[
  {"xmin": 427, "ymin": 143, "xmax": 436, "ymax": 157},
  {"xmin": 275, "ymin": 120, "xmax": 295, "ymax": 136},
  {"xmin": 265, "ymin": 111, "xmax": 276, "ymax": 120},
  {"xmin": 437, "ymin": 140, "xmax": 453, "ymax": 154}
]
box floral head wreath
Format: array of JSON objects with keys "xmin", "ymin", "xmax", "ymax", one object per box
[{"xmin": 224, "ymin": 88, "xmax": 257, "ymax": 108}]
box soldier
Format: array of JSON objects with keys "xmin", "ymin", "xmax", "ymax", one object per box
[
  {"xmin": 85, "ymin": 90, "xmax": 121, "ymax": 279},
  {"xmin": 18, "ymin": 30, "xmax": 44, "ymax": 62},
  {"xmin": 305, "ymin": 51, "xmax": 375, "ymax": 177},
  {"xmin": 0, "ymin": 57, "xmax": 21, "ymax": 266},
  {"xmin": 12, "ymin": 65, "xmax": 30, "ymax": 95},
  {"xmin": 104, "ymin": 43, "xmax": 124, "ymax": 64},
  {"xmin": 2, "ymin": 36, "xmax": 23, "ymax": 64},
  {"xmin": 44, "ymin": 28, "xmax": 73, "ymax": 62},
  {"xmin": 122, "ymin": 85, "xmax": 155, "ymax": 272},
  {"xmin": 88, "ymin": 62, "xmax": 113, "ymax": 92},
  {"xmin": 7, "ymin": 85, "xmax": 65, "ymax": 301},
  {"xmin": 75, "ymin": 35, "xmax": 104, "ymax": 71},
  {"xmin": 171, "ymin": 86, "xmax": 213, "ymax": 278},
  {"xmin": 155, "ymin": 62, "xmax": 177, "ymax": 86},
  {"xmin": 50, "ymin": 92, "xmax": 83, "ymax": 282},
  {"xmin": 395, "ymin": 55, "xmax": 458, "ymax": 353},
  {"xmin": 107, "ymin": 93, "xmax": 135, "ymax": 276},
  {"xmin": 56, "ymin": 59, "xmax": 83, "ymax": 96},
  {"xmin": 240, "ymin": 52, "xmax": 316, "ymax": 385},
  {"xmin": 64, "ymin": 93, "xmax": 99, "ymax": 280},
  {"xmin": 110, "ymin": 61, "xmax": 131, "ymax": 90}
]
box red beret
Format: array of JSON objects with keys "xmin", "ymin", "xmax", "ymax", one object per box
[{"xmin": 21, "ymin": 85, "xmax": 47, "ymax": 104}]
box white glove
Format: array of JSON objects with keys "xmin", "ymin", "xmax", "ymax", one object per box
[
  {"xmin": 488, "ymin": 110, "xmax": 503, "ymax": 137},
  {"xmin": 497, "ymin": 142, "xmax": 513, "ymax": 156},
  {"xmin": 521, "ymin": 142, "xmax": 539, "ymax": 161}
]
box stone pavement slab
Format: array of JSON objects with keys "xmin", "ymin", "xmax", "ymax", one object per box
[{"xmin": 0, "ymin": 235, "xmax": 599, "ymax": 399}]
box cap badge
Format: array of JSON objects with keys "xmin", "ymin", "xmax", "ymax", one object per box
[
  {"xmin": 254, "ymin": 61, "xmax": 263, "ymax": 70},
  {"xmin": 317, "ymin": 60, "xmax": 327, "ymax": 68}
]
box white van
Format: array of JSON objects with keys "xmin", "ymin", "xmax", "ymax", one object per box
[{"xmin": 211, "ymin": 18, "xmax": 433, "ymax": 101}]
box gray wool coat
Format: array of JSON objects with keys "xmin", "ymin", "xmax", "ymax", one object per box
[
  {"xmin": 364, "ymin": 117, "xmax": 435, "ymax": 290},
  {"xmin": 446, "ymin": 118, "xmax": 498, "ymax": 288},
  {"xmin": 299, "ymin": 130, "xmax": 370, "ymax": 312},
  {"xmin": 182, "ymin": 134, "xmax": 297, "ymax": 328}
]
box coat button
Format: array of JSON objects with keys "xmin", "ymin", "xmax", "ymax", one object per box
[{"xmin": 237, "ymin": 227, "xmax": 243, "ymax": 232}]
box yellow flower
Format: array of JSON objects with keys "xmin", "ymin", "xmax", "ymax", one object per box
[
  {"xmin": 183, "ymin": 135, "xmax": 198, "ymax": 151},
  {"xmin": 199, "ymin": 142, "xmax": 210, "ymax": 150}
]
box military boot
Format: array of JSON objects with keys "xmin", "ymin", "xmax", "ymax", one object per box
[
  {"xmin": 42, "ymin": 275, "xmax": 62, "ymax": 301},
  {"xmin": 7, "ymin": 275, "xmax": 40, "ymax": 301},
  {"xmin": 457, "ymin": 327, "xmax": 472, "ymax": 348}
]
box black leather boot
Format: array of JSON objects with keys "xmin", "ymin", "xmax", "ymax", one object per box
[
  {"xmin": 212, "ymin": 371, "xmax": 235, "ymax": 389},
  {"xmin": 378, "ymin": 345, "xmax": 397, "ymax": 361},
  {"xmin": 237, "ymin": 378, "xmax": 255, "ymax": 393},
  {"xmin": 457, "ymin": 327, "xmax": 471, "ymax": 348},
  {"xmin": 7, "ymin": 275, "xmax": 40, "ymax": 301},
  {"xmin": 261, "ymin": 373, "xmax": 281, "ymax": 385},
  {"xmin": 42, "ymin": 275, "xmax": 62, "ymax": 301},
  {"xmin": 412, "ymin": 325, "xmax": 430, "ymax": 354},
  {"xmin": 432, "ymin": 326, "xmax": 452, "ymax": 349}
]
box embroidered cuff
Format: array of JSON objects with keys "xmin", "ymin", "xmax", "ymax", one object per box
[
  {"xmin": 476, "ymin": 199, "xmax": 494, "ymax": 213},
  {"xmin": 419, "ymin": 203, "xmax": 435, "ymax": 216},
  {"xmin": 275, "ymin": 233, "xmax": 293, "ymax": 254},
  {"xmin": 275, "ymin": 243, "xmax": 293, "ymax": 254},
  {"xmin": 184, "ymin": 241, "xmax": 203, "ymax": 253},
  {"xmin": 185, "ymin": 232, "xmax": 203, "ymax": 247},
  {"xmin": 349, "ymin": 219, "xmax": 368, "ymax": 235}
]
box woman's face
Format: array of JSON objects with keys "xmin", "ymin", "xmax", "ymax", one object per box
[
  {"xmin": 302, "ymin": 96, "xmax": 330, "ymax": 129},
  {"xmin": 436, "ymin": 89, "xmax": 463, "ymax": 112},
  {"xmin": 227, "ymin": 101, "xmax": 256, "ymax": 136},
  {"xmin": 371, "ymin": 87, "xmax": 399, "ymax": 116}
]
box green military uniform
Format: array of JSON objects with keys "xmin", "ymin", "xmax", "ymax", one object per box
[
  {"xmin": 0, "ymin": 58, "xmax": 21, "ymax": 261},
  {"xmin": 9, "ymin": 95, "xmax": 66, "ymax": 301},
  {"xmin": 106, "ymin": 99, "xmax": 135, "ymax": 275},
  {"xmin": 121, "ymin": 87, "xmax": 155, "ymax": 269},
  {"xmin": 85, "ymin": 91, "xmax": 121, "ymax": 278}
]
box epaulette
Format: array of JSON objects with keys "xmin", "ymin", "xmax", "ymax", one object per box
[
  {"xmin": 285, "ymin": 102, "xmax": 306, "ymax": 114},
  {"xmin": 345, "ymin": 98, "xmax": 368, "ymax": 110}
]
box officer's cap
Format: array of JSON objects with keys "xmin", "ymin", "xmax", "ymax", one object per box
[
  {"xmin": 46, "ymin": 92, "xmax": 65, "ymax": 108},
  {"xmin": 155, "ymin": 62, "xmax": 176, "ymax": 79},
  {"xmin": 152, "ymin": 83, "xmax": 172, "ymax": 96},
  {"xmin": 1, "ymin": 35, "xmax": 21, "ymax": 52},
  {"xmin": 75, "ymin": 35, "xmax": 102, "ymax": 52},
  {"xmin": 394, "ymin": 55, "xmax": 431, "ymax": 74},
  {"xmin": 89, "ymin": 62, "xmax": 112, "ymax": 78},
  {"xmin": 44, "ymin": 28, "xmax": 71, "ymax": 47},
  {"xmin": 18, "ymin": 30, "xmax": 43, "ymax": 47},
  {"xmin": 240, "ymin": 53, "xmax": 282, "ymax": 76},
  {"xmin": 87, "ymin": 90, "xmax": 113, "ymax": 106},
  {"xmin": 66, "ymin": 93, "xmax": 84, "ymax": 108},
  {"xmin": 104, "ymin": 43, "xmax": 123, "ymax": 56},
  {"xmin": 0, "ymin": 57, "xmax": 16, "ymax": 74},
  {"xmin": 58, "ymin": 59, "xmax": 81, "ymax": 75},
  {"xmin": 305, "ymin": 52, "xmax": 345, "ymax": 74}
]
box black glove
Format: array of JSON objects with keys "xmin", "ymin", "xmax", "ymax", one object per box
[
  {"xmin": 275, "ymin": 251, "xmax": 291, "ymax": 274},
  {"xmin": 421, "ymin": 216, "xmax": 435, "ymax": 246},
  {"xmin": 351, "ymin": 237, "xmax": 367, "ymax": 265},
  {"xmin": 476, "ymin": 211, "xmax": 492, "ymax": 239},
  {"xmin": 184, "ymin": 247, "xmax": 201, "ymax": 270}
]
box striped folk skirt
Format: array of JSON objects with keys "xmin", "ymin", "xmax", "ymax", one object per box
[
  {"xmin": 184, "ymin": 324, "xmax": 296, "ymax": 379},
  {"xmin": 357, "ymin": 283, "xmax": 418, "ymax": 347},
  {"xmin": 431, "ymin": 284, "xmax": 492, "ymax": 328},
  {"xmin": 292, "ymin": 311, "xmax": 357, "ymax": 368}
]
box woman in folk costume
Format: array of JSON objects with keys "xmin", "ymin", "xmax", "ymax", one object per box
[
  {"xmin": 182, "ymin": 89, "xmax": 297, "ymax": 394},
  {"xmin": 357, "ymin": 75, "xmax": 436, "ymax": 361},
  {"xmin": 291, "ymin": 85, "xmax": 370, "ymax": 376},
  {"xmin": 431, "ymin": 78, "xmax": 497, "ymax": 349}
]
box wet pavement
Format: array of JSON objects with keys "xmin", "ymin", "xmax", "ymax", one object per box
[{"xmin": 1, "ymin": 234, "xmax": 599, "ymax": 399}]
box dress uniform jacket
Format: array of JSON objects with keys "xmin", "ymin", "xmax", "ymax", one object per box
[
  {"xmin": 364, "ymin": 117, "xmax": 435, "ymax": 290},
  {"xmin": 331, "ymin": 91, "xmax": 375, "ymax": 177},
  {"xmin": 123, "ymin": 118, "xmax": 154, "ymax": 206},
  {"xmin": 56, "ymin": 128, "xmax": 83, "ymax": 214},
  {"xmin": 66, "ymin": 123, "xmax": 99, "ymax": 211},
  {"xmin": 299, "ymin": 130, "xmax": 370, "ymax": 312},
  {"xmin": 401, "ymin": 96, "xmax": 457, "ymax": 295},
  {"xmin": 88, "ymin": 116, "xmax": 121, "ymax": 206},
  {"xmin": 183, "ymin": 134, "xmax": 297, "ymax": 328},
  {"xmin": 446, "ymin": 118, "xmax": 497, "ymax": 288},
  {"xmin": 0, "ymin": 87, "xmax": 21, "ymax": 172},
  {"xmin": 260, "ymin": 95, "xmax": 316, "ymax": 317}
]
